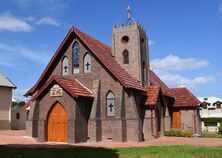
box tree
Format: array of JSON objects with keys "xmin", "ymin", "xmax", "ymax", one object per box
[{"xmin": 12, "ymin": 101, "xmax": 25, "ymax": 107}]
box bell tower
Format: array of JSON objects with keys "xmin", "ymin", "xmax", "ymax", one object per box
[{"xmin": 111, "ymin": 5, "xmax": 149, "ymax": 86}]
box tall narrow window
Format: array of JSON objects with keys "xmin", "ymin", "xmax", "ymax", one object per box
[
  {"xmin": 143, "ymin": 60, "xmax": 146, "ymax": 82},
  {"xmin": 16, "ymin": 113, "xmax": 20, "ymax": 119},
  {"xmin": 73, "ymin": 43, "xmax": 80, "ymax": 74},
  {"xmin": 123, "ymin": 50, "xmax": 129, "ymax": 64},
  {"xmin": 84, "ymin": 53, "xmax": 92, "ymax": 73},
  {"xmin": 217, "ymin": 103, "xmax": 221, "ymax": 109},
  {"xmin": 106, "ymin": 91, "xmax": 115, "ymax": 116},
  {"xmin": 62, "ymin": 56, "xmax": 69, "ymax": 76}
]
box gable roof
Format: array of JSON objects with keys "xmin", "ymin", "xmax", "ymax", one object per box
[
  {"xmin": 148, "ymin": 70, "xmax": 199, "ymax": 108},
  {"xmin": 145, "ymin": 85, "xmax": 175, "ymax": 106},
  {"xmin": 22, "ymin": 100, "xmax": 31, "ymax": 110},
  {"xmin": 0, "ymin": 73, "xmax": 16, "ymax": 88},
  {"xmin": 145, "ymin": 86, "xmax": 161, "ymax": 106},
  {"xmin": 32, "ymin": 76, "xmax": 93, "ymax": 100},
  {"xmin": 149, "ymin": 70, "xmax": 168, "ymax": 90},
  {"xmin": 167, "ymin": 88, "xmax": 200, "ymax": 107},
  {"xmin": 198, "ymin": 97, "xmax": 222, "ymax": 104},
  {"xmin": 25, "ymin": 27, "xmax": 145, "ymax": 96}
]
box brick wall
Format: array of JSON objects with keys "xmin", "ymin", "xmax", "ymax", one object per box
[
  {"xmin": 28, "ymin": 33, "xmax": 145, "ymax": 143},
  {"xmin": 37, "ymin": 89, "xmax": 76, "ymax": 143}
]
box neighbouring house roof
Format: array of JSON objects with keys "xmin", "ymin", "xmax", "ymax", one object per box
[
  {"xmin": 25, "ymin": 27, "xmax": 145, "ymax": 97},
  {"xmin": 167, "ymin": 88, "xmax": 200, "ymax": 107},
  {"xmin": 32, "ymin": 76, "xmax": 93, "ymax": 100},
  {"xmin": 0, "ymin": 73, "xmax": 16, "ymax": 88},
  {"xmin": 198, "ymin": 97, "xmax": 222, "ymax": 104},
  {"xmin": 22, "ymin": 100, "xmax": 32, "ymax": 110}
]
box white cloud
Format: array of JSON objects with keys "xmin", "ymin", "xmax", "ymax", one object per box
[
  {"xmin": 13, "ymin": 88, "xmax": 29, "ymax": 101},
  {"xmin": 0, "ymin": 43, "xmax": 50, "ymax": 65},
  {"xmin": 149, "ymin": 40, "xmax": 155, "ymax": 46},
  {"xmin": 151, "ymin": 55, "xmax": 209, "ymax": 71},
  {"xmin": 10, "ymin": 0, "xmax": 72, "ymax": 12},
  {"xmin": 219, "ymin": 4, "xmax": 222, "ymax": 12},
  {"xmin": 23, "ymin": 16, "xmax": 36, "ymax": 23},
  {"xmin": 0, "ymin": 12, "xmax": 33, "ymax": 32},
  {"xmin": 189, "ymin": 76, "xmax": 216, "ymax": 88},
  {"xmin": 157, "ymin": 73, "xmax": 190, "ymax": 87},
  {"xmin": 35, "ymin": 16, "xmax": 60, "ymax": 26},
  {"xmin": 156, "ymin": 71, "xmax": 216, "ymax": 90},
  {"xmin": 151, "ymin": 54, "xmax": 216, "ymax": 94},
  {"xmin": 0, "ymin": 12, "xmax": 60, "ymax": 33}
]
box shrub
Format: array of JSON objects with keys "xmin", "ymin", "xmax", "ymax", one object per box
[
  {"xmin": 218, "ymin": 123, "xmax": 222, "ymax": 134},
  {"xmin": 201, "ymin": 118, "xmax": 222, "ymax": 123},
  {"xmin": 200, "ymin": 132, "xmax": 222, "ymax": 138},
  {"xmin": 164, "ymin": 130, "xmax": 193, "ymax": 137},
  {"xmin": 181, "ymin": 130, "xmax": 193, "ymax": 137}
]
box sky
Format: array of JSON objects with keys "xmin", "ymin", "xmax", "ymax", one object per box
[{"xmin": 0, "ymin": 0, "xmax": 222, "ymax": 101}]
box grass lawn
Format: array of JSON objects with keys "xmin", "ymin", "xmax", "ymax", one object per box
[
  {"xmin": 200, "ymin": 132, "xmax": 222, "ymax": 138},
  {"xmin": 0, "ymin": 145, "xmax": 222, "ymax": 158}
]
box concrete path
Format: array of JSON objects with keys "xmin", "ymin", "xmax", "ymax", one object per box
[{"xmin": 0, "ymin": 130, "xmax": 222, "ymax": 148}]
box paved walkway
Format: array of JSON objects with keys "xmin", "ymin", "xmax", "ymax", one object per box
[{"xmin": 0, "ymin": 130, "xmax": 222, "ymax": 148}]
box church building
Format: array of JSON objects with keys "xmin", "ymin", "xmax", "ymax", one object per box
[{"xmin": 25, "ymin": 7, "xmax": 200, "ymax": 143}]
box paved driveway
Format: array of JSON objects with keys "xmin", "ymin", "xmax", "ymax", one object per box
[{"xmin": 0, "ymin": 130, "xmax": 222, "ymax": 148}]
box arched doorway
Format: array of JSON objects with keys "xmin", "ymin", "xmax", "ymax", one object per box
[{"xmin": 47, "ymin": 102, "xmax": 68, "ymax": 142}]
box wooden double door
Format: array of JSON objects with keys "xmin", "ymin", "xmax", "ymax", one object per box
[
  {"xmin": 172, "ymin": 111, "xmax": 181, "ymax": 129},
  {"xmin": 47, "ymin": 102, "xmax": 68, "ymax": 142}
]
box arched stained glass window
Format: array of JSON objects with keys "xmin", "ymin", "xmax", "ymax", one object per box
[
  {"xmin": 73, "ymin": 42, "xmax": 80, "ymax": 74},
  {"xmin": 62, "ymin": 56, "xmax": 69, "ymax": 76},
  {"xmin": 107, "ymin": 91, "xmax": 115, "ymax": 116},
  {"xmin": 83, "ymin": 53, "xmax": 92, "ymax": 73}
]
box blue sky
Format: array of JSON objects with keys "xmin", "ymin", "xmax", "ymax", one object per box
[{"xmin": 0, "ymin": 0, "xmax": 222, "ymax": 100}]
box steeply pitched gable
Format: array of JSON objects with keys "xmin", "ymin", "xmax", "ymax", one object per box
[
  {"xmin": 25, "ymin": 27, "xmax": 145, "ymax": 96},
  {"xmin": 149, "ymin": 70, "xmax": 168, "ymax": 90},
  {"xmin": 33, "ymin": 76, "xmax": 93, "ymax": 100}
]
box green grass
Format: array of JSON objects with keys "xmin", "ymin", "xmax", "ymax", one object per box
[
  {"xmin": 200, "ymin": 132, "xmax": 222, "ymax": 138},
  {"xmin": 1, "ymin": 145, "xmax": 222, "ymax": 158}
]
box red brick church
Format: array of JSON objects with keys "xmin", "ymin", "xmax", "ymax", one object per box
[{"xmin": 24, "ymin": 8, "xmax": 200, "ymax": 143}]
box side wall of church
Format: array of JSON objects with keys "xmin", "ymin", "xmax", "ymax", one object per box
[
  {"xmin": 179, "ymin": 108, "xmax": 200, "ymax": 133},
  {"xmin": 26, "ymin": 99, "xmax": 39, "ymax": 138}
]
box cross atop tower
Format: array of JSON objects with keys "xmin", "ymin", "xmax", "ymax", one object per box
[{"xmin": 127, "ymin": 5, "xmax": 131, "ymax": 19}]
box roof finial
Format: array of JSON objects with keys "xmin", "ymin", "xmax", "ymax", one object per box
[{"xmin": 127, "ymin": 5, "xmax": 131, "ymax": 19}]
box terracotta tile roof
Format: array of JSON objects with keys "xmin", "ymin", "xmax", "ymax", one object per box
[
  {"xmin": 148, "ymin": 70, "xmax": 199, "ymax": 107},
  {"xmin": 32, "ymin": 76, "xmax": 93, "ymax": 100},
  {"xmin": 149, "ymin": 70, "xmax": 168, "ymax": 90},
  {"xmin": 25, "ymin": 27, "xmax": 145, "ymax": 96},
  {"xmin": 145, "ymin": 86, "xmax": 161, "ymax": 106},
  {"xmin": 167, "ymin": 88, "xmax": 200, "ymax": 107},
  {"xmin": 73, "ymin": 27, "xmax": 145, "ymax": 91},
  {"xmin": 22, "ymin": 100, "xmax": 31, "ymax": 110},
  {"xmin": 145, "ymin": 85, "xmax": 175, "ymax": 106}
]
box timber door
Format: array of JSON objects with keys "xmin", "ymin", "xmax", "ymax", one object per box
[
  {"xmin": 47, "ymin": 102, "xmax": 68, "ymax": 142},
  {"xmin": 172, "ymin": 111, "xmax": 181, "ymax": 129}
]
